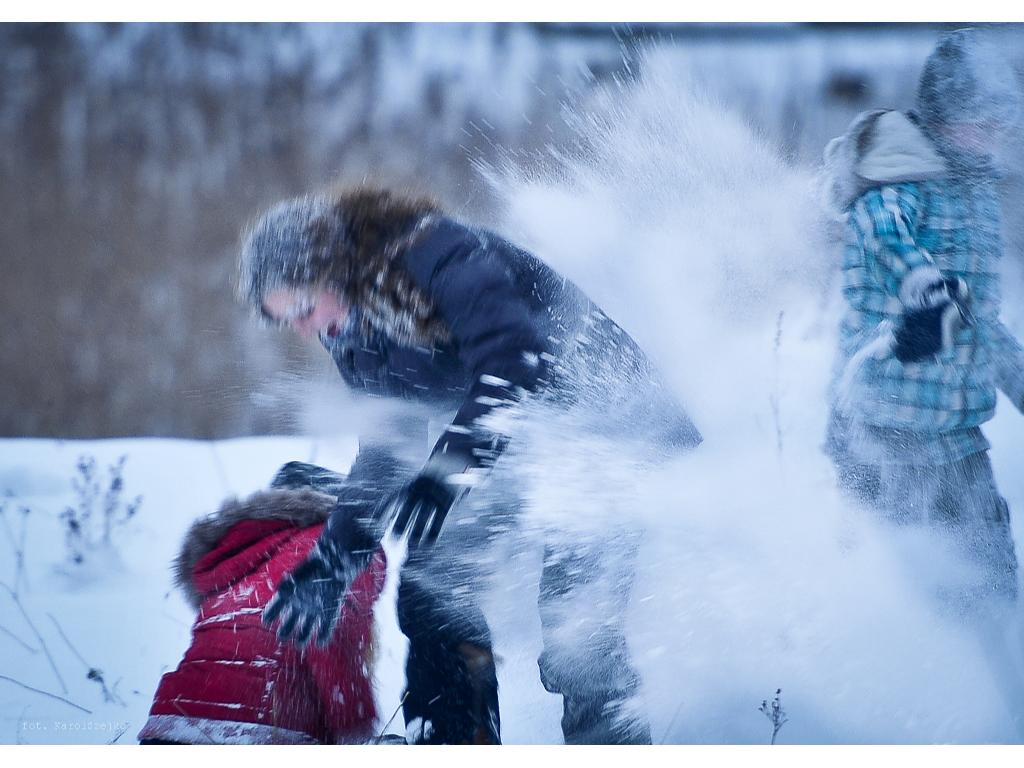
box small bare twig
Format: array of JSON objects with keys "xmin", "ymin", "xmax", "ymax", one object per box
[
  {"xmin": 0, "ymin": 581, "xmax": 67, "ymax": 693},
  {"xmin": 0, "ymin": 494, "xmax": 15, "ymax": 546},
  {"xmin": 65, "ymin": 456, "xmax": 99, "ymax": 565},
  {"xmin": 47, "ymin": 614, "xmax": 125, "ymax": 706},
  {"xmin": 101, "ymin": 457, "xmax": 140, "ymax": 545},
  {"xmin": 0, "ymin": 674, "xmax": 92, "ymax": 714},
  {"xmin": 107, "ymin": 723, "xmax": 130, "ymax": 744},
  {"xmin": 377, "ymin": 691, "xmax": 410, "ymax": 741},
  {"xmin": 768, "ymin": 310, "xmax": 785, "ymax": 458},
  {"xmin": 207, "ymin": 444, "xmax": 232, "ymax": 498},
  {"xmin": 759, "ymin": 688, "xmax": 789, "ymax": 745},
  {"xmin": 659, "ymin": 700, "xmax": 687, "ymax": 744},
  {"xmin": 88, "ymin": 668, "xmax": 124, "ymax": 706},
  {"xmin": 16, "ymin": 507, "xmax": 29, "ymax": 593},
  {"xmin": 61, "ymin": 454, "xmax": 141, "ymax": 567},
  {"xmin": 0, "ymin": 621, "xmax": 39, "ymax": 654},
  {"xmin": 160, "ymin": 609, "xmax": 190, "ymax": 630},
  {"xmin": 171, "ymin": 698, "xmax": 218, "ymax": 744},
  {"xmin": 46, "ymin": 614, "xmax": 89, "ymax": 667},
  {"xmin": 0, "ymin": 496, "xmax": 30, "ymax": 595}
]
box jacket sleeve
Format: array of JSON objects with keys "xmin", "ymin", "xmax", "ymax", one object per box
[
  {"xmin": 310, "ymin": 411, "xmax": 423, "ymax": 554},
  {"xmin": 991, "ymin": 320, "xmax": 1024, "ymax": 413},
  {"xmin": 851, "ymin": 184, "xmax": 936, "ymax": 301},
  {"xmin": 336, "ymin": 444, "xmax": 415, "ymax": 506},
  {"xmin": 411, "ymin": 228, "xmax": 554, "ymax": 478},
  {"xmin": 303, "ymin": 548, "xmax": 387, "ymax": 744}
]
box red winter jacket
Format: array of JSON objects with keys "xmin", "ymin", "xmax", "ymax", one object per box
[{"xmin": 138, "ymin": 490, "xmax": 386, "ymax": 745}]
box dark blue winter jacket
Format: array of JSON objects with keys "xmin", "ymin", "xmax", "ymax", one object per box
[{"xmin": 321, "ymin": 217, "xmax": 701, "ymax": 485}]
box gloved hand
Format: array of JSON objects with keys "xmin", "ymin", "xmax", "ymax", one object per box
[
  {"xmin": 894, "ymin": 270, "xmax": 971, "ymax": 363},
  {"xmin": 262, "ymin": 505, "xmax": 379, "ymax": 648},
  {"xmin": 389, "ymin": 473, "xmax": 462, "ymax": 550}
]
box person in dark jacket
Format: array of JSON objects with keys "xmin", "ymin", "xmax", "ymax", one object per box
[
  {"xmin": 237, "ymin": 187, "xmax": 701, "ymax": 744},
  {"xmin": 138, "ymin": 475, "xmax": 387, "ymax": 745}
]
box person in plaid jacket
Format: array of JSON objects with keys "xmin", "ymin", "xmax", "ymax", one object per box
[{"xmin": 823, "ymin": 29, "xmax": 1024, "ymax": 601}]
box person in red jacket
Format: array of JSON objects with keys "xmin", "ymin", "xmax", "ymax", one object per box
[{"xmin": 138, "ymin": 476, "xmax": 387, "ymax": 745}]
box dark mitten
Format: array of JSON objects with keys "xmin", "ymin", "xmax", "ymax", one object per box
[
  {"xmin": 894, "ymin": 270, "xmax": 971, "ymax": 363},
  {"xmin": 390, "ymin": 474, "xmax": 461, "ymax": 550},
  {"xmin": 262, "ymin": 503, "xmax": 381, "ymax": 648}
]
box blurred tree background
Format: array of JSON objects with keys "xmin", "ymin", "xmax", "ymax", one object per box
[{"xmin": 1, "ymin": 22, "xmax": 1019, "ymax": 438}]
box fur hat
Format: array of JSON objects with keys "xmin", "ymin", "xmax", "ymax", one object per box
[
  {"xmin": 237, "ymin": 187, "xmax": 452, "ymax": 346},
  {"xmin": 916, "ymin": 28, "xmax": 1021, "ymax": 131},
  {"xmin": 238, "ymin": 194, "xmax": 342, "ymax": 311}
]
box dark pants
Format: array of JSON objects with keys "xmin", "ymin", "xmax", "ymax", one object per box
[
  {"xmin": 537, "ymin": 535, "xmax": 652, "ymax": 744},
  {"xmin": 335, "ymin": 439, "xmax": 649, "ymax": 744},
  {"xmin": 835, "ymin": 450, "xmax": 1018, "ymax": 602},
  {"xmin": 396, "ymin": 516, "xmax": 650, "ymax": 744},
  {"xmin": 397, "ymin": 557, "xmax": 500, "ymax": 745}
]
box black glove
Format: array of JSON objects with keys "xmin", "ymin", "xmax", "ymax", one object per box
[
  {"xmin": 390, "ymin": 474, "xmax": 461, "ymax": 550},
  {"xmin": 894, "ymin": 275, "xmax": 971, "ymax": 363},
  {"xmin": 262, "ymin": 504, "xmax": 380, "ymax": 648}
]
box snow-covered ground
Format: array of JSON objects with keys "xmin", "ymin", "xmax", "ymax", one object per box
[
  {"xmin": 0, "ymin": 434, "xmax": 571, "ymax": 745},
  {"xmin": 1, "ymin": 404, "xmax": 1024, "ymax": 745}
]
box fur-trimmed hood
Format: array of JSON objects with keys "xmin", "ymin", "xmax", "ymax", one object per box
[
  {"xmin": 173, "ymin": 489, "xmax": 336, "ymax": 609},
  {"xmin": 238, "ymin": 188, "xmax": 453, "ymax": 347},
  {"xmin": 822, "ymin": 109, "xmax": 948, "ymax": 213},
  {"xmin": 916, "ymin": 28, "xmax": 1021, "ymax": 138}
]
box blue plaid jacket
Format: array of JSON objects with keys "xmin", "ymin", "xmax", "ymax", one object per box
[{"xmin": 833, "ymin": 175, "xmax": 1024, "ymax": 464}]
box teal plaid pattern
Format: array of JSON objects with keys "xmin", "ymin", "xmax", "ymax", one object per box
[{"xmin": 834, "ymin": 175, "xmax": 1015, "ymax": 462}]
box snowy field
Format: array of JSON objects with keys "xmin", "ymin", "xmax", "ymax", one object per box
[
  {"xmin": 1, "ymin": 405, "xmax": 1024, "ymax": 745},
  {"xmin": 0, "ymin": 434, "xmax": 575, "ymax": 745}
]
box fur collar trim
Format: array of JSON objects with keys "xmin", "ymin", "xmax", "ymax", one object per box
[{"xmin": 173, "ymin": 489, "xmax": 336, "ymax": 609}]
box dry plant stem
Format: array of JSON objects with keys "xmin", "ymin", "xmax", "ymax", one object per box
[
  {"xmin": 0, "ymin": 504, "xmax": 28, "ymax": 594},
  {"xmin": 660, "ymin": 700, "xmax": 687, "ymax": 744},
  {"xmin": 0, "ymin": 622, "xmax": 39, "ymax": 654},
  {"xmin": 171, "ymin": 698, "xmax": 218, "ymax": 744},
  {"xmin": 47, "ymin": 613, "xmax": 90, "ymax": 667},
  {"xmin": 0, "ymin": 674, "xmax": 92, "ymax": 714},
  {"xmin": 47, "ymin": 613, "xmax": 123, "ymax": 704},
  {"xmin": 759, "ymin": 688, "xmax": 789, "ymax": 745},
  {"xmin": 377, "ymin": 691, "xmax": 409, "ymax": 740},
  {"xmin": 208, "ymin": 444, "xmax": 232, "ymax": 498},
  {"xmin": 0, "ymin": 581, "xmax": 67, "ymax": 693},
  {"xmin": 160, "ymin": 608, "xmax": 190, "ymax": 630},
  {"xmin": 16, "ymin": 510, "xmax": 28, "ymax": 593},
  {"xmin": 0, "ymin": 501, "xmax": 15, "ymax": 548},
  {"xmin": 770, "ymin": 309, "xmax": 785, "ymax": 457}
]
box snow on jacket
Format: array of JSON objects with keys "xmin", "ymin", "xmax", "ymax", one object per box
[
  {"xmin": 824, "ymin": 109, "xmax": 1024, "ymax": 464},
  {"xmin": 315, "ymin": 203, "xmax": 704, "ymax": 478},
  {"xmin": 240, "ymin": 190, "xmax": 702, "ymax": 490},
  {"xmin": 137, "ymin": 489, "xmax": 386, "ymax": 745}
]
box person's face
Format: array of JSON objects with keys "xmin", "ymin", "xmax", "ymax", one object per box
[
  {"xmin": 939, "ymin": 120, "xmax": 1001, "ymax": 158},
  {"xmin": 261, "ymin": 287, "xmax": 350, "ymax": 341}
]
